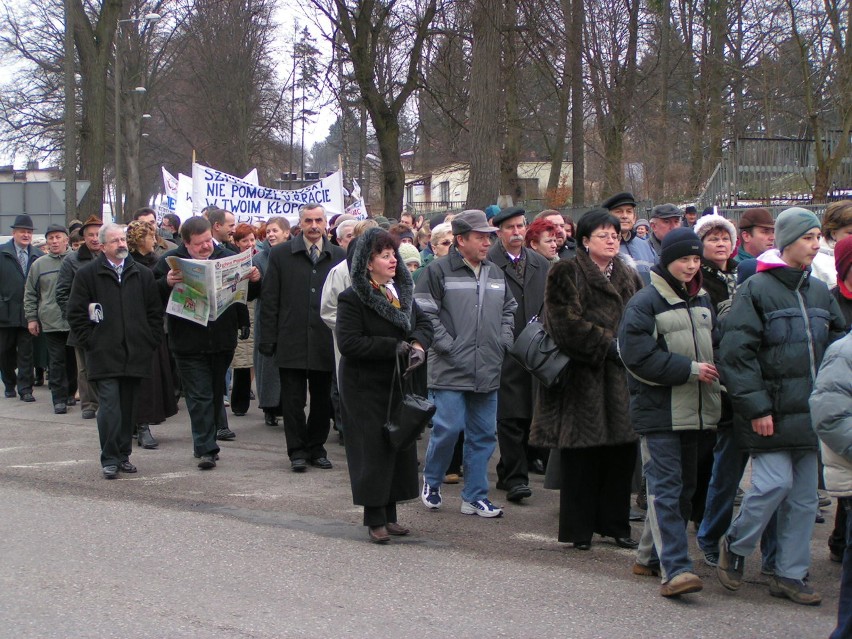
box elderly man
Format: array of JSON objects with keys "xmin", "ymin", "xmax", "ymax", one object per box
[
  {"xmin": 156, "ymin": 216, "xmax": 259, "ymax": 469},
  {"xmin": 0, "ymin": 215, "xmax": 42, "ymax": 401},
  {"xmin": 415, "ymin": 209, "xmax": 517, "ymax": 518},
  {"xmin": 603, "ymin": 191, "xmax": 656, "ymax": 284},
  {"xmin": 259, "ymin": 203, "xmax": 346, "ymax": 472},
  {"xmin": 488, "ymin": 207, "xmax": 549, "ymax": 502},
  {"xmin": 734, "ymin": 208, "xmax": 775, "ymax": 264},
  {"xmin": 24, "ymin": 224, "xmax": 77, "ymax": 414},
  {"xmin": 56, "ymin": 215, "xmax": 103, "ymax": 419},
  {"xmin": 67, "ymin": 223, "xmax": 164, "ymax": 479},
  {"xmin": 648, "ymin": 204, "xmax": 684, "ymax": 255}
]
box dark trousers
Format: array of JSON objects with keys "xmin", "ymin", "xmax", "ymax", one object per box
[
  {"xmin": 230, "ymin": 367, "xmax": 251, "ymax": 415},
  {"xmin": 97, "ymin": 376, "xmax": 140, "ymax": 467},
  {"xmin": 496, "ymin": 417, "xmax": 532, "ymax": 489},
  {"xmin": 279, "ymin": 367, "xmax": 332, "ymax": 461},
  {"xmin": 331, "ymin": 367, "xmax": 343, "ymax": 433},
  {"xmin": 75, "ymin": 347, "xmax": 98, "ymax": 412},
  {"xmin": 175, "ymin": 352, "xmax": 231, "ymax": 457},
  {"xmin": 559, "ymin": 442, "xmax": 637, "ymax": 543},
  {"xmin": 44, "ymin": 331, "xmax": 76, "ymax": 404},
  {"xmin": 831, "ymin": 498, "xmax": 852, "ymax": 639},
  {"xmin": 0, "ymin": 326, "xmax": 34, "ymax": 395},
  {"xmin": 363, "ymin": 503, "xmax": 398, "ymax": 527}
]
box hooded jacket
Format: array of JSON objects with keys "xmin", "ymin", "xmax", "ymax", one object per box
[
  {"xmin": 619, "ymin": 265, "xmax": 721, "ymax": 434},
  {"xmin": 720, "ymin": 249, "xmax": 847, "ymax": 453},
  {"xmin": 414, "ymin": 245, "xmax": 516, "ymax": 392}
]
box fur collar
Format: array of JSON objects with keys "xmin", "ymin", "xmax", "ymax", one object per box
[{"xmin": 349, "ymin": 228, "xmax": 413, "ymax": 332}]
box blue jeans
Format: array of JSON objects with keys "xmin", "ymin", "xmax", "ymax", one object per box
[
  {"xmin": 831, "ymin": 498, "xmax": 852, "ymax": 639},
  {"xmin": 637, "ymin": 432, "xmax": 698, "ymax": 582},
  {"xmin": 424, "ymin": 390, "xmax": 497, "ymax": 503},
  {"xmin": 697, "ymin": 429, "xmax": 777, "ymax": 569},
  {"xmin": 728, "ymin": 450, "xmax": 817, "ymax": 580}
]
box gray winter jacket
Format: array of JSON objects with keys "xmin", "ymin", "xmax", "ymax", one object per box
[
  {"xmin": 811, "ymin": 333, "xmax": 852, "ymax": 497},
  {"xmin": 24, "ymin": 250, "xmax": 71, "ymax": 332},
  {"xmin": 414, "ymin": 247, "xmax": 516, "ymax": 392}
]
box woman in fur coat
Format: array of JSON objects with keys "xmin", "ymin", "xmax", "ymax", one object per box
[
  {"xmin": 336, "ymin": 229, "xmax": 433, "ymax": 543},
  {"xmin": 530, "ymin": 208, "xmax": 643, "ymax": 550}
]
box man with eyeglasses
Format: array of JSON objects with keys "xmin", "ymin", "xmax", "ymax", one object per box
[
  {"xmin": 67, "ymin": 223, "xmax": 164, "ymax": 479},
  {"xmin": 487, "ymin": 207, "xmax": 550, "ymax": 503},
  {"xmin": 603, "ymin": 191, "xmax": 656, "ymax": 285}
]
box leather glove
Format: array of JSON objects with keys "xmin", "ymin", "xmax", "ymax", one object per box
[
  {"xmin": 396, "ymin": 341, "xmax": 413, "ymax": 358},
  {"xmin": 258, "ymin": 342, "xmax": 276, "ymax": 356},
  {"xmin": 404, "ymin": 347, "xmax": 426, "ymax": 377},
  {"xmin": 239, "ymin": 326, "xmax": 250, "ymax": 340}
]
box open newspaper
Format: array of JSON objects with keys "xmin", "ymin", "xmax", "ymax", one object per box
[{"xmin": 165, "ymin": 249, "xmax": 252, "ymax": 326}]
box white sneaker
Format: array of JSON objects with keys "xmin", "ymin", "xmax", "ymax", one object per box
[
  {"xmin": 461, "ymin": 498, "xmax": 503, "ymax": 518},
  {"xmin": 421, "ymin": 478, "xmax": 442, "ymax": 509}
]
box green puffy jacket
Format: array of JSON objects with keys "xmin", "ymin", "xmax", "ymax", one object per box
[{"xmin": 720, "ymin": 261, "xmax": 847, "ymax": 453}]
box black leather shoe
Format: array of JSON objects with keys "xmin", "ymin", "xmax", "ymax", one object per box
[
  {"xmin": 193, "ymin": 452, "xmax": 220, "ymax": 460},
  {"xmin": 506, "ymin": 485, "xmax": 533, "ymax": 502},
  {"xmin": 4, "ymin": 387, "xmax": 15, "ymax": 398},
  {"xmin": 66, "ymin": 397, "xmax": 77, "ymax": 406},
  {"xmin": 197, "ymin": 455, "xmax": 216, "ymax": 470},
  {"xmin": 137, "ymin": 424, "xmax": 158, "ymax": 449},
  {"xmin": 20, "ymin": 393, "xmax": 35, "ymax": 402},
  {"xmin": 310, "ymin": 457, "xmax": 333, "ymax": 469},
  {"xmin": 118, "ymin": 460, "xmax": 137, "ymax": 473},
  {"xmin": 574, "ymin": 541, "xmax": 592, "ymax": 550},
  {"xmin": 291, "ymin": 458, "xmax": 307, "ymax": 473},
  {"xmin": 264, "ymin": 412, "xmax": 278, "ymax": 426},
  {"xmin": 54, "ymin": 403, "xmax": 67, "ymax": 414},
  {"xmin": 216, "ymin": 428, "xmax": 236, "ymax": 441},
  {"xmin": 82, "ymin": 409, "xmax": 96, "ymax": 419},
  {"xmin": 102, "ymin": 465, "xmax": 118, "ymax": 479},
  {"xmin": 615, "ymin": 537, "xmax": 639, "ymax": 549}
]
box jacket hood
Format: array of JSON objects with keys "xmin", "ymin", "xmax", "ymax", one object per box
[
  {"xmin": 756, "ymin": 248, "xmax": 814, "ymax": 290},
  {"xmin": 651, "ymin": 263, "xmax": 704, "ymax": 301},
  {"xmin": 349, "ymin": 228, "xmax": 413, "ymax": 332}
]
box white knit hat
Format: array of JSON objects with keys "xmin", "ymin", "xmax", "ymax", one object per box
[{"xmin": 694, "ymin": 213, "xmax": 736, "ymax": 245}]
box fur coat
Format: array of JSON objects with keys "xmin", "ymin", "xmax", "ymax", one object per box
[{"xmin": 530, "ymin": 249, "xmax": 642, "ymax": 449}]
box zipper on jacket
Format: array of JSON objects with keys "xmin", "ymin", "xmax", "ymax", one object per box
[
  {"xmin": 794, "ymin": 271, "xmax": 817, "ymax": 383},
  {"xmin": 686, "ymin": 295, "xmax": 704, "ymax": 430}
]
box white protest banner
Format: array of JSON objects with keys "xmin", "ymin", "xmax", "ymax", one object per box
[
  {"xmin": 168, "ymin": 167, "xmax": 260, "ymax": 223},
  {"xmin": 165, "ymin": 250, "xmax": 252, "ymax": 326},
  {"xmin": 345, "ymin": 179, "xmax": 368, "ymax": 219},
  {"xmin": 191, "ymin": 163, "xmax": 344, "ymax": 226}
]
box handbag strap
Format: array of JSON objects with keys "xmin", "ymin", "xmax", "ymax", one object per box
[{"xmin": 385, "ymin": 348, "xmax": 406, "ymax": 423}]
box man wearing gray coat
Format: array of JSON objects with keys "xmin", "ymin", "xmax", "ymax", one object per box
[{"xmin": 415, "ymin": 209, "xmax": 517, "ymax": 518}]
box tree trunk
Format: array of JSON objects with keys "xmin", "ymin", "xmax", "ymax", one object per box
[
  {"xmin": 500, "ymin": 0, "xmax": 520, "ymax": 202},
  {"xmin": 569, "ymin": 0, "xmax": 584, "ymax": 205},
  {"xmin": 466, "ymin": 0, "xmax": 503, "ymax": 208}
]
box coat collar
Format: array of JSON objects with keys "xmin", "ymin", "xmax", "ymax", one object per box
[
  {"xmin": 488, "ymin": 243, "xmax": 536, "ymax": 286},
  {"xmin": 349, "ymin": 228, "xmax": 413, "ymax": 332},
  {"xmin": 290, "ymin": 234, "xmax": 333, "ymax": 260}
]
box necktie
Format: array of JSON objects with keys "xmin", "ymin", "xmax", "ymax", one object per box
[
  {"xmin": 114, "ymin": 263, "xmax": 123, "ymax": 281},
  {"xmin": 18, "ymin": 249, "xmax": 28, "ymax": 275},
  {"xmin": 310, "ymin": 244, "xmax": 319, "ymax": 264}
]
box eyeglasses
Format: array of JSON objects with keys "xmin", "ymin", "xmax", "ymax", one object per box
[
  {"xmin": 591, "ymin": 233, "xmax": 620, "ymax": 242},
  {"xmin": 103, "ymin": 237, "xmax": 127, "ymax": 245},
  {"xmin": 437, "ymin": 240, "xmax": 453, "ymax": 246}
]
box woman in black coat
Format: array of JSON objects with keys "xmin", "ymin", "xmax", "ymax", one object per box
[
  {"xmin": 530, "ymin": 209, "xmax": 643, "ymax": 550},
  {"xmin": 336, "ymin": 229, "xmax": 433, "ymax": 543}
]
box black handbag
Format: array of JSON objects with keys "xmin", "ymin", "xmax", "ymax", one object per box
[
  {"xmin": 383, "ymin": 354, "xmax": 436, "ymax": 450},
  {"xmin": 508, "ymin": 315, "xmax": 571, "ymax": 388}
]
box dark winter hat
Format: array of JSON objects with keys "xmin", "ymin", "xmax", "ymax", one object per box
[
  {"xmin": 775, "ymin": 207, "xmax": 820, "ymax": 252},
  {"xmin": 80, "ymin": 215, "xmax": 103, "ymax": 232},
  {"xmin": 738, "ymin": 207, "xmax": 775, "ymax": 231},
  {"xmin": 602, "ymin": 192, "xmax": 636, "ymax": 210},
  {"xmin": 373, "ymin": 215, "xmax": 390, "ymax": 229},
  {"xmin": 45, "ymin": 224, "xmax": 69, "ymax": 236},
  {"xmin": 491, "ymin": 206, "xmax": 526, "ymax": 227},
  {"xmin": 834, "ymin": 235, "xmax": 852, "ymax": 282},
  {"xmin": 452, "ymin": 210, "xmax": 497, "ymax": 235},
  {"xmin": 660, "ymin": 227, "xmax": 703, "ymax": 268},
  {"xmin": 684, "ymin": 205, "xmax": 698, "ymax": 215},
  {"xmin": 651, "ymin": 203, "xmax": 682, "ymax": 219},
  {"xmin": 484, "ymin": 204, "xmax": 501, "ymax": 221},
  {"xmin": 10, "ymin": 215, "xmax": 34, "ymax": 230}
]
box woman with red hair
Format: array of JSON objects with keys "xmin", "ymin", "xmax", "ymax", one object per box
[{"xmin": 524, "ymin": 218, "xmax": 559, "ymax": 262}]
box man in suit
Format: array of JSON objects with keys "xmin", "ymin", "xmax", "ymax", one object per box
[
  {"xmin": 259, "ymin": 203, "xmax": 346, "ymax": 472},
  {"xmin": 488, "ymin": 207, "xmax": 550, "ymax": 502},
  {"xmin": 0, "ymin": 215, "xmax": 42, "ymax": 401}
]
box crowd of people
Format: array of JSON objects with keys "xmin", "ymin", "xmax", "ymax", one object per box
[{"xmin": 2, "ymin": 195, "xmax": 852, "ymax": 626}]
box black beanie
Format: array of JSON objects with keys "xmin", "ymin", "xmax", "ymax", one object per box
[{"xmin": 660, "ymin": 228, "xmax": 703, "ymax": 268}]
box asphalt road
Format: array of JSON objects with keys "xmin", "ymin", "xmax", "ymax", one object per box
[{"xmin": 0, "ymin": 385, "xmax": 839, "ymax": 638}]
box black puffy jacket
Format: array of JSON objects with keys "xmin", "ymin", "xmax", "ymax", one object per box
[{"xmin": 719, "ymin": 259, "xmax": 847, "ymax": 453}]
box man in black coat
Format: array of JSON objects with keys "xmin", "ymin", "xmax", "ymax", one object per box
[
  {"xmin": 155, "ymin": 216, "xmax": 260, "ymax": 469},
  {"xmin": 67, "ymin": 224, "xmax": 164, "ymax": 479},
  {"xmin": 259, "ymin": 203, "xmax": 346, "ymax": 472},
  {"xmin": 0, "ymin": 215, "xmax": 42, "ymax": 401},
  {"xmin": 488, "ymin": 207, "xmax": 550, "ymax": 502}
]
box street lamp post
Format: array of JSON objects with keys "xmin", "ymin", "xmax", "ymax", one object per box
[{"xmin": 114, "ymin": 12, "xmax": 159, "ymax": 222}]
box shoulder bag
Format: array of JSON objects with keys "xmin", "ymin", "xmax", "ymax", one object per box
[
  {"xmin": 508, "ymin": 314, "xmax": 571, "ymax": 388},
  {"xmin": 383, "ymin": 353, "xmax": 436, "ymax": 450}
]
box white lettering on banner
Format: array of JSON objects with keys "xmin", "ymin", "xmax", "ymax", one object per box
[{"xmin": 191, "ymin": 163, "xmax": 345, "ymax": 226}]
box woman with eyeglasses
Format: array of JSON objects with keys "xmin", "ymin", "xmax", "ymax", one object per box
[
  {"xmin": 414, "ymin": 222, "xmax": 453, "ymax": 283},
  {"xmin": 530, "ymin": 208, "xmax": 643, "ymax": 551}
]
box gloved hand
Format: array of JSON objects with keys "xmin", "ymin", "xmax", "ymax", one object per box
[
  {"xmin": 258, "ymin": 342, "xmax": 276, "ymax": 356},
  {"xmin": 404, "ymin": 347, "xmax": 426, "ymax": 377},
  {"xmin": 239, "ymin": 326, "xmax": 250, "ymax": 340},
  {"xmin": 396, "ymin": 341, "xmax": 413, "ymax": 358}
]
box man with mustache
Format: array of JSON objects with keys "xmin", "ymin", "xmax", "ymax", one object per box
[{"xmin": 67, "ymin": 223, "xmax": 164, "ymax": 479}]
